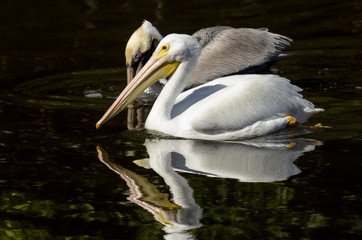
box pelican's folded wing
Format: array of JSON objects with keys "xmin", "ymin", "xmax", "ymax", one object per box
[{"xmin": 188, "ymin": 27, "xmax": 292, "ymax": 89}]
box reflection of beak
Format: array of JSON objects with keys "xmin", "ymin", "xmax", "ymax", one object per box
[
  {"xmin": 96, "ymin": 53, "xmax": 180, "ymax": 129},
  {"xmin": 96, "ymin": 145, "xmax": 181, "ymax": 226}
]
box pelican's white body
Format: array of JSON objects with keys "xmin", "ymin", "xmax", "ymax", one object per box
[
  {"xmin": 146, "ymin": 74, "xmax": 321, "ymax": 140},
  {"xmin": 144, "ymin": 34, "xmax": 323, "ymax": 140}
]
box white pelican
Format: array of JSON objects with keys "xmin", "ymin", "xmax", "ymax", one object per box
[
  {"xmin": 97, "ymin": 34, "xmax": 323, "ymax": 141},
  {"xmin": 126, "ymin": 20, "xmax": 292, "ymax": 98}
]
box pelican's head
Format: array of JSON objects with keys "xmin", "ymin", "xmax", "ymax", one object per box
[
  {"xmin": 96, "ymin": 34, "xmax": 201, "ymax": 129},
  {"xmin": 125, "ymin": 20, "xmax": 163, "ymax": 83}
]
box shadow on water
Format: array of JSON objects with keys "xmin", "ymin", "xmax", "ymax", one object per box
[{"xmin": 1, "ymin": 0, "xmax": 362, "ymax": 239}]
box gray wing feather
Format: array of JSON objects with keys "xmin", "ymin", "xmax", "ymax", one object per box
[
  {"xmin": 193, "ymin": 26, "xmax": 233, "ymax": 47},
  {"xmin": 187, "ymin": 27, "xmax": 292, "ymax": 89}
]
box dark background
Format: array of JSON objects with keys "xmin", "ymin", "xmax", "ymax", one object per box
[{"xmin": 2, "ymin": 0, "xmax": 361, "ymax": 84}]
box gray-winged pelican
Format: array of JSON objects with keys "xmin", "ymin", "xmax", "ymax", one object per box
[
  {"xmin": 97, "ymin": 34, "xmax": 323, "ymax": 141},
  {"xmin": 125, "ymin": 20, "xmax": 292, "ymax": 98}
]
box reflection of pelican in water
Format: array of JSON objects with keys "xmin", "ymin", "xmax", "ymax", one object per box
[
  {"xmin": 97, "ymin": 146, "xmax": 202, "ymax": 239},
  {"xmin": 125, "ymin": 20, "xmax": 292, "ymax": 99},
  {"xmin": 96, "ymin": 34, "xmax": 323, "ymax": 140},
  {"xmin": 138, "ymin": 137, "xmax": 319, "ymax": 182},
  {"xmin": 97, "ymin": 137, "xmax": 320, "ymax": 238}
]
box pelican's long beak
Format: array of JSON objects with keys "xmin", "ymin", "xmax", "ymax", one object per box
[
  {"xmin": 126, "ymin": 65, "xmax": 135, "ymax": 85},
  {"xmin": 96, "ymin": 48, "xmax": 180, "ymax": 129},
  {"xmin": 127, "ymin": 61, "xmax": 144, "ymax": 84}
]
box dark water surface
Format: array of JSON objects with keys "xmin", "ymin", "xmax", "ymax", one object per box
[{"xmin": 1, "ymin": 0, "xmax": 362, "ymax": 239}]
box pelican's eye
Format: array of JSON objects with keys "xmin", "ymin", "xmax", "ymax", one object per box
[
  {"xmin": 134, "ymin": 52, "xmax": 141, "ymax": 59},
  {"xmin": 133, "ymin": 51, "xmax": 142, "ymax": 62},
  {"xmin": 156, "ymin": 43, "xmax": 170, "ymax": 59},
  {"xmin": 161, "ymin": 43, "xmax": 170, "ymax": 52}
]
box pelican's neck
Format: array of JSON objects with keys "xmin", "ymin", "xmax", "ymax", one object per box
[{"xmin": 147, "ymin": 56, "xmax": 198, "ymax": 123}]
